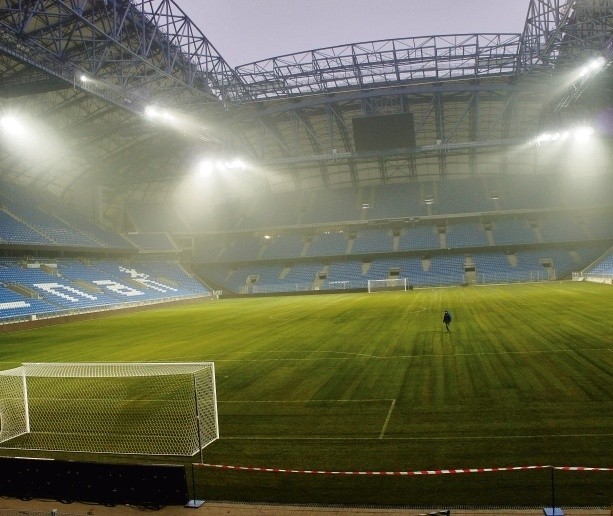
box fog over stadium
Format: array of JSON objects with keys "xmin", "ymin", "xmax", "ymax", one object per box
[{"xmin": 0, "ymin": 0, "xmax": 611, "ymax": 512}]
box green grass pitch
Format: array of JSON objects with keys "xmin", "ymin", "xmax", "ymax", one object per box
[{"xmin": 0, "ymin": 281, "xmax": 611, "ymax": 506}]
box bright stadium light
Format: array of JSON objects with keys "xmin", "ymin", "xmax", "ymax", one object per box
[
  {"xmin": 197, "ymin": 158, "xmax": 250, "ymax": 174},
  {"xmin": 144, "ymin": 105, "xmax": 159, "ymax": 118},
  {"xmin": 0, "ymin": 115, "xmax": 26, "ymax": 137},
  {"xmin": 573, "ymin": 125, "xmax": 595, "ymax": 141},
  {"xmin": 579, "ymin": 56, "xmax": 606, "ymax": 77},
  {"xmin": 228, "ymin": 158, "xmax": 246, "ymax": 170},
  {"xmin": 144, "ymin": 105, "xmax": 176, "ymax": 123},
  {"xmin": 199, "ymin": 160, "xmax": 214, "ymax": 174},
  {"xmin": 530, "ymin": 125, "xmax": 594, "ymax": 146}
]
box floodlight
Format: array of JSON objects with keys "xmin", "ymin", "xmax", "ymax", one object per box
[
  {"xmin": 228, "ymin": 159, "xmax": 246, "ymax": 170},
  {"xmin": 144, "ymin": 105, "xmax": 177, "ymax": 124},
  {"xmin": 588, "ymin": 56, "xmax": 606, "ymax": 71},
  {"xmin": 161, "ymin": 111, "xmax": 175, "ymax": 123},
  {"xmin": 579, "ymin": 56, "xmax": 606, "ymax": 77},
  {"xmin": 0, "ymin": 115, "xmax": 26, "ymax": 137},
  {"xmin": 144, "ymin": 105, "xmax": 159, "ymax": 118},
  {"xmin": 197, "ymin": 157, "xmax": 250, "ymax": 174},
  {"xmin": 573, "ymin": 125, "xmax": 594, "ymax": 141},
  {"xmin": 534, "ymin": 132, "xmax": 552, "ymax": 144},
  {"xmin": 80, "ymin": 74, "xmax": 89, "ymax": 83},
  {"xmin": 198, "ymin": 160, "xmax": 214, "ymax": 176}
]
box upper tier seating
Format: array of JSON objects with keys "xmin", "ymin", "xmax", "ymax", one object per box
[
  {"xmin": 219, "ymin": 235, "xmax": 264, "ymax": 261},
  {"xmin": 0, "ymin": 210, "xmax": 52, "ymax": 245},
  {"xmin": 301, "ymin": 189, "xmax": 362, "ymax": 224},
  {"xmin": 434, "ymin": 179, "xmax": 494, "ymax": 215},
  {"xmin": 126, "ymin": 233, "xmax": 178, "ymax": 252},
  {"xmin": 352, "ymin": 229, "xmax": 393, "ymax": 254},
  {"xmin": 306, "ymin": 232, "xmax": 348, "ymax": 257},
  {"xmin": 491, "ymin": 218, "xmax": 537, "ymax": 245},
  {"xmin": 262, "ymin": 233, "xmax": 305, "ymax": 259},
  {"xmin": 445, "ymin": 222, "xmax": 488, "ymax": 248},
  {"xmin": 175, "ymin": 174, "xmax": 613, "ymax": 234},
  {"xmin": 365, "ymin": 183, "xmax": 426, "ymax": 219},
  {"xmin": 0, "ymin": 182, "xmax": 133, "ymax": 250},
  {"xmin": 397, "ymin": 225, "xmax": 439, "ymax": 250},
  {"xmin": 125, "ymin": 203, "xmax": 189, "ymax": 233},
  {"xmin": 538, "ymin": 214, "xmax": 587, "ymax": 243}
]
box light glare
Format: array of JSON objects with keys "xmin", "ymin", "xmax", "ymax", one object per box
[
  {"xmin": 531, "ymin": 125, "xmax": 594, "ymax": 146},
  {"xmin": 573, "ymin": 126, "xmax": 594, "ymax": 141},
  {"xmin": 0, "ymin": 115, "xmax": 26, "ymax": 137}
]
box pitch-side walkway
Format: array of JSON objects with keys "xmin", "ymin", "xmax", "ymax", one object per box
[{"xmin": 0, "ymin": 498, "xmax": 610, "ymax": 516}]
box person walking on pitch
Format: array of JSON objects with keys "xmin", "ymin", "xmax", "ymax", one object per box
[{"xmin": 443, "ymin": 310, "xmax": 451, "ymax": 332}]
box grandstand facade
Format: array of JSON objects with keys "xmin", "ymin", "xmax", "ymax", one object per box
[{"xmin": 0, "ymin": 0, "xmax": 612, "ymax": 321}]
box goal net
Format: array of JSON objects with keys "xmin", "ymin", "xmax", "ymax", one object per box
[
  {"xmin": 0, "ymin": 362, "xmax": 218, "ymax": 457},
  {"xmin": 368, "ymin": 278, "xmax": 408, "ymax": 292}
]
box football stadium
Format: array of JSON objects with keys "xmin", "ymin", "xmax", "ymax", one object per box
[{"xmin": 0, "ymin": 0, "xmax": 612, "ymax": 514}]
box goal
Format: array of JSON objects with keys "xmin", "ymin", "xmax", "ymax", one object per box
[
  {"xmin": 0, "ymin": 362, "xmax": 218, "ymax": 457},
  {"xmin": 368, "ymin": 278, "xmax": 408, "ymax": 292}
]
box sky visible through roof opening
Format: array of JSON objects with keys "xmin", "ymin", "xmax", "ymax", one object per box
[{"xmin": 179, "ymin": 0, "xmax": 531, "ymax": 67}]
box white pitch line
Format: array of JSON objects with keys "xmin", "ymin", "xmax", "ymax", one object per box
[
  {"xmin": 379, "ymin": 399, "xmax": 396, "ymax": 439},
  {"xmin": 221, "ymin": 433, "xmax": 613, "ymax": 441},
  {"xmin": 213, "ymin": 347, "xmax": 611, "ymax": 362},
  {"xmin": 219, "ymin": 399, "xmax": 394, "ymax": 403}
]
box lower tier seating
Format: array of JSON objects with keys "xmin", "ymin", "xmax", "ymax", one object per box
[{"xmin": 0, "ymin": 259, "xmax": 211, "ymax": 323}]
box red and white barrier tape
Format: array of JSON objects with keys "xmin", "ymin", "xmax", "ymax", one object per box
[{"xmin": 196, "ymin": 464, "xmax": 612, "ymax": 475}]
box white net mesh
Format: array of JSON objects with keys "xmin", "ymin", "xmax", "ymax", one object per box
[
  {"xmin": 0, "ymin": 363, "xmax": 218, "ymax": 456},
  {"xmin": 368, "ymin": 278, "xmax": 407, "ymax": 292}
]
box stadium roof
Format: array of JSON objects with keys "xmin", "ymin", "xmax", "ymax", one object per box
[{"xmin": 0, "ymin": 0, "xmax": 611, "ymax": 203}]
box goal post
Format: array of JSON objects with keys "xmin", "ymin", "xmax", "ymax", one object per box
[
  {"xmin": 0, "ymin": 362, "xmax": 219, "ymax": 457},
  {"xmin": 368, "ymin": 277, "xmax": 408, "ymax": 292}
]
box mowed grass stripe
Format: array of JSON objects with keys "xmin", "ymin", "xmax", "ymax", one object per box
[{"xmin": 219, "ymin": 399, "xmax": 392, "ymax": 438}]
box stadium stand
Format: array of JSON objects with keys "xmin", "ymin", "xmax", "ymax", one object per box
[
  {"xmin": 125, "ymin": 232, "xmax": 178, "ymax": 253},
  {"xmin": 0, "ymin": 182, "xmax": 133, "ymax": 251},
  {"xmin": 2, "ymin": 173, "xmax": 611, "ymax": 300},
  {"xmin": 498, "ymin": 175, "xmax": 558, "ymax": 210},
  {"xmin": 219, "ymin": 235, "xmax": 265, "ymax": 261},
  {"xmin": 363, "ymin": 183, "xmax": 426, "ymax": 219},
  {"xmin": 125, "ymin": 203, "xmax": 189, "ymax": 233},
  {"xmin": 261, "ymin": 233, "xmax": 305, "ymax": 259},
  {"xmin": 241, "ymin": 192, "xmax": 302, "ymax": 229},
  {"xmin": 490, "ymin": 218, "xmax": 538, "ymax": 245},
  {"xmin": 352, "ymin": 229, "xmax": 394, "ymax": 254},
  {"xmin": 0, "ymin": 282, "xmax": 60, "ymax": 321},
  {"xmin": 301, "ymin": 188, "xmax": 362, "ymax": 224},
  {"xmin": 306, "ymin": 232, "xmax": 349, "ymax": 257},
  {"xmin": 190, "ymin": 174, "xmax": 611, "ymax": 293},
  {"xmin": 435, "ymin": 179, "xmax": 494, "ymax": 215},
  {"xmin": 397, "ymin": 225, "xmax": 439, "ymax": 250},
  {"xmin": 586, "ymin": 250, "xmax": 613, "ymax": 276},
  {"xmin": 445, "ymin": 222, "xmax": 489, "ymax": 248},
  {"xmin": 324, "ymin": 260, "xmax": 365, "ymax": 289},
  {"xmin": 538, "ymin": 214, "xmax": 587, "ymax": 243},
  {"xmin": 0, "ymin": 259, "xmax": 210, "ymax": 323},
  {"xmin": 0, "ymin": 210, "xmax": 53, "ymax": 245}
]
